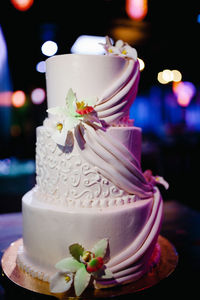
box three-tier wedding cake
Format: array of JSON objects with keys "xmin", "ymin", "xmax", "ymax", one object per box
[{"xmin": 17, "ymin": 37, "xmax": 168, "ymax": 296}]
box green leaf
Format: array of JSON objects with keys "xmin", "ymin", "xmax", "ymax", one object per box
[
  {"xmin": 66, "ymin": 88, "xmax": 79, "ymax": 117},
  {"xmin": 69, "ymin": 243, "xmax": 84, "ymax": 262},
  {"xmin": 74, "ymin": 266, "xmax": 91, "ymax": 296},
  {"xmin": 91, "ymin": 239, "xmax": 108, "ymax": 258},
  {"xmin": 55, "ymin": 257, "xmax": 82, "ymax": 272}
]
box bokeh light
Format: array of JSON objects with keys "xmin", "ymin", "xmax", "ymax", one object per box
[
  {"xmin": 36, "ymin": 61, "xmax": 46, "ymax": 73},
  {"xmin": 126, "ymin": 0, "xmax": 148, "ymax": 21},
  {"xmin": 41, "ymin": 40, "xmax": 58, "ymax": 57},
  {"xmin": 157, "ymin": 69, "xmax": 182, "ymax": 84},
  {"xmin": 31, "ymin": 88, "xmax": 46, "ymax": 104},
  {"xmin": 162, "ymin": 69, "xmax": 173, "ymax": 82},
  {"xmin": 171, "ymin": 70, "xmax": 182, "ymax": 82},
  {"xmin": 157, "ymin": 72, "xmax": 168, "ymax": 84},
  {"xmin": 138, "ymin": 58, "xmax": 145, "ymax": 71},
  {"xmin": 173, "ymin": 81, "xmax": 196, "ymax": 107},
  {"xmin": 10, "ymin": 0, "xmax": 34, "ymax": 11},
  {"xmin": 11, "ymin": 90, "xmax": 26, "ymax": 108},
  {"xmin": 71, "ymin": 35, "xmax": 109, "ymax": 55},
  {"xmin": 0, "ymin": 91, "xmax": 12, "ymax": 107}
]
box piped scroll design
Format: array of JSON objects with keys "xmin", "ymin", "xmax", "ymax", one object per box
[{"xmin": 35, "ymin": 128, "xmax": 136, "ymax": 208}]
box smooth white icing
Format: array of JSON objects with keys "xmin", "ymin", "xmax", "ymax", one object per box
[
  {"xmin": 46, "ymin": 54, "xmax": 139, "ymax": 126},
  {"xmin": 17, "ymin": 187, "xmax": 162, "ymax": 285},
  {"xmin": 46, "ymin": 54, "xmax": 128, "ymax": 110}
]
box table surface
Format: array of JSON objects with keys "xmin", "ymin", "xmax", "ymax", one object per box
[{"xmin": 0, "ymin": 200, "xmax": 200, "ymax": 299}]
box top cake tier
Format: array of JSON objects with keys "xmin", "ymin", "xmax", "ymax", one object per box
[
  {"xmin": 46, "ymin": 52, "xmax": 140, "ymax": 126},
  {"xmin": 46, "ymin": 54, "xmax": 127, "ymax": 107}
]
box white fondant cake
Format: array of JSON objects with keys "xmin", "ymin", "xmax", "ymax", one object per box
[{"xmin": 17, "ymin": 37, "xmax": 168, "ymax": 296}]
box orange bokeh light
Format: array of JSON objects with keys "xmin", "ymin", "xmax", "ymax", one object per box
[
  {"xmin": 11, "ymin": 90, "xmax": 26, "ymax": 107},
  {"xmin": 10, "ymin": 0, "xmax": 34, "ymax": 11}
]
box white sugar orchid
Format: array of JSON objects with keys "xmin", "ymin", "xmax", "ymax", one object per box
[
  {"xmin": 46, "ymin": 89, "xmax": 101, "ymax": 147},
  {"xmin": 44, "ymin": 115, "xmax": 78, "ymax": 147},
  {"xmin": 50, "ymin": 271, "xmax": 73, "ymax": 294},
  {"xmin": 102, "ymin": 36, "xmax": 138, "ymax": 61},
  {"xmin": 49, "ymin": 238, "xmax": 113, "ymax": 297}
]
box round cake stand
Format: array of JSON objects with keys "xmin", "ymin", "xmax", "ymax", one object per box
[{"xmin": 1, "ymin": 235, "xmax": 178, "ymax": 299}]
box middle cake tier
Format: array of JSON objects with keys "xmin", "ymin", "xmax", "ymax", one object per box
[{"xmin": 35, "ymin": 124, "xmax": 145, "ymax": 208}]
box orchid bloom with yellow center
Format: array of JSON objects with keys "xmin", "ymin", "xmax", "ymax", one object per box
[
  {"xmin": 56, "ymin": 122, "xmax": 63, "ymax": 132},
  {"xmin": 45, "ymin": 89, "xmax": 101, "ymax": 147},
  {"xmin": 49, "ymin": 239, "xmax": 113, "ymax": 297},
  {"xmin": 75, "ymin": 100, "xmax": 94, "ymax": 115},
  {"xmin": 102, "ymin": 36, "xmax": 138, "ymax": 61}
]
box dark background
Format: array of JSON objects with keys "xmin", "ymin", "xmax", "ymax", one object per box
[
  {"xmin": 1, "ymin": 1, "xmax": 200, "ymax": 90},
  {"xmin": 1, "ymin": 0, "xmax": 200, "ymax": 212}
]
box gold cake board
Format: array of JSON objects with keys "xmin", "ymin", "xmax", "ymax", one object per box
[{"xmin": 1, "ymin": 236, "xmax": 178, "ymax": 299}]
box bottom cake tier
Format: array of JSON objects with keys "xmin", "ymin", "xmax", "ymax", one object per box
[{"xmin": 17, "ymin": 187, "xmax": 163, "ymax": 289}]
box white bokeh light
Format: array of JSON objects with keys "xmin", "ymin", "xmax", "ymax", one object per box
[
  {"xmin": 41, "ymin": 40, "xmax": 58, "ymax": 57},
  {"xmin": 71, "ymin": 35, "xmax": 110, "ymax": 55}
]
